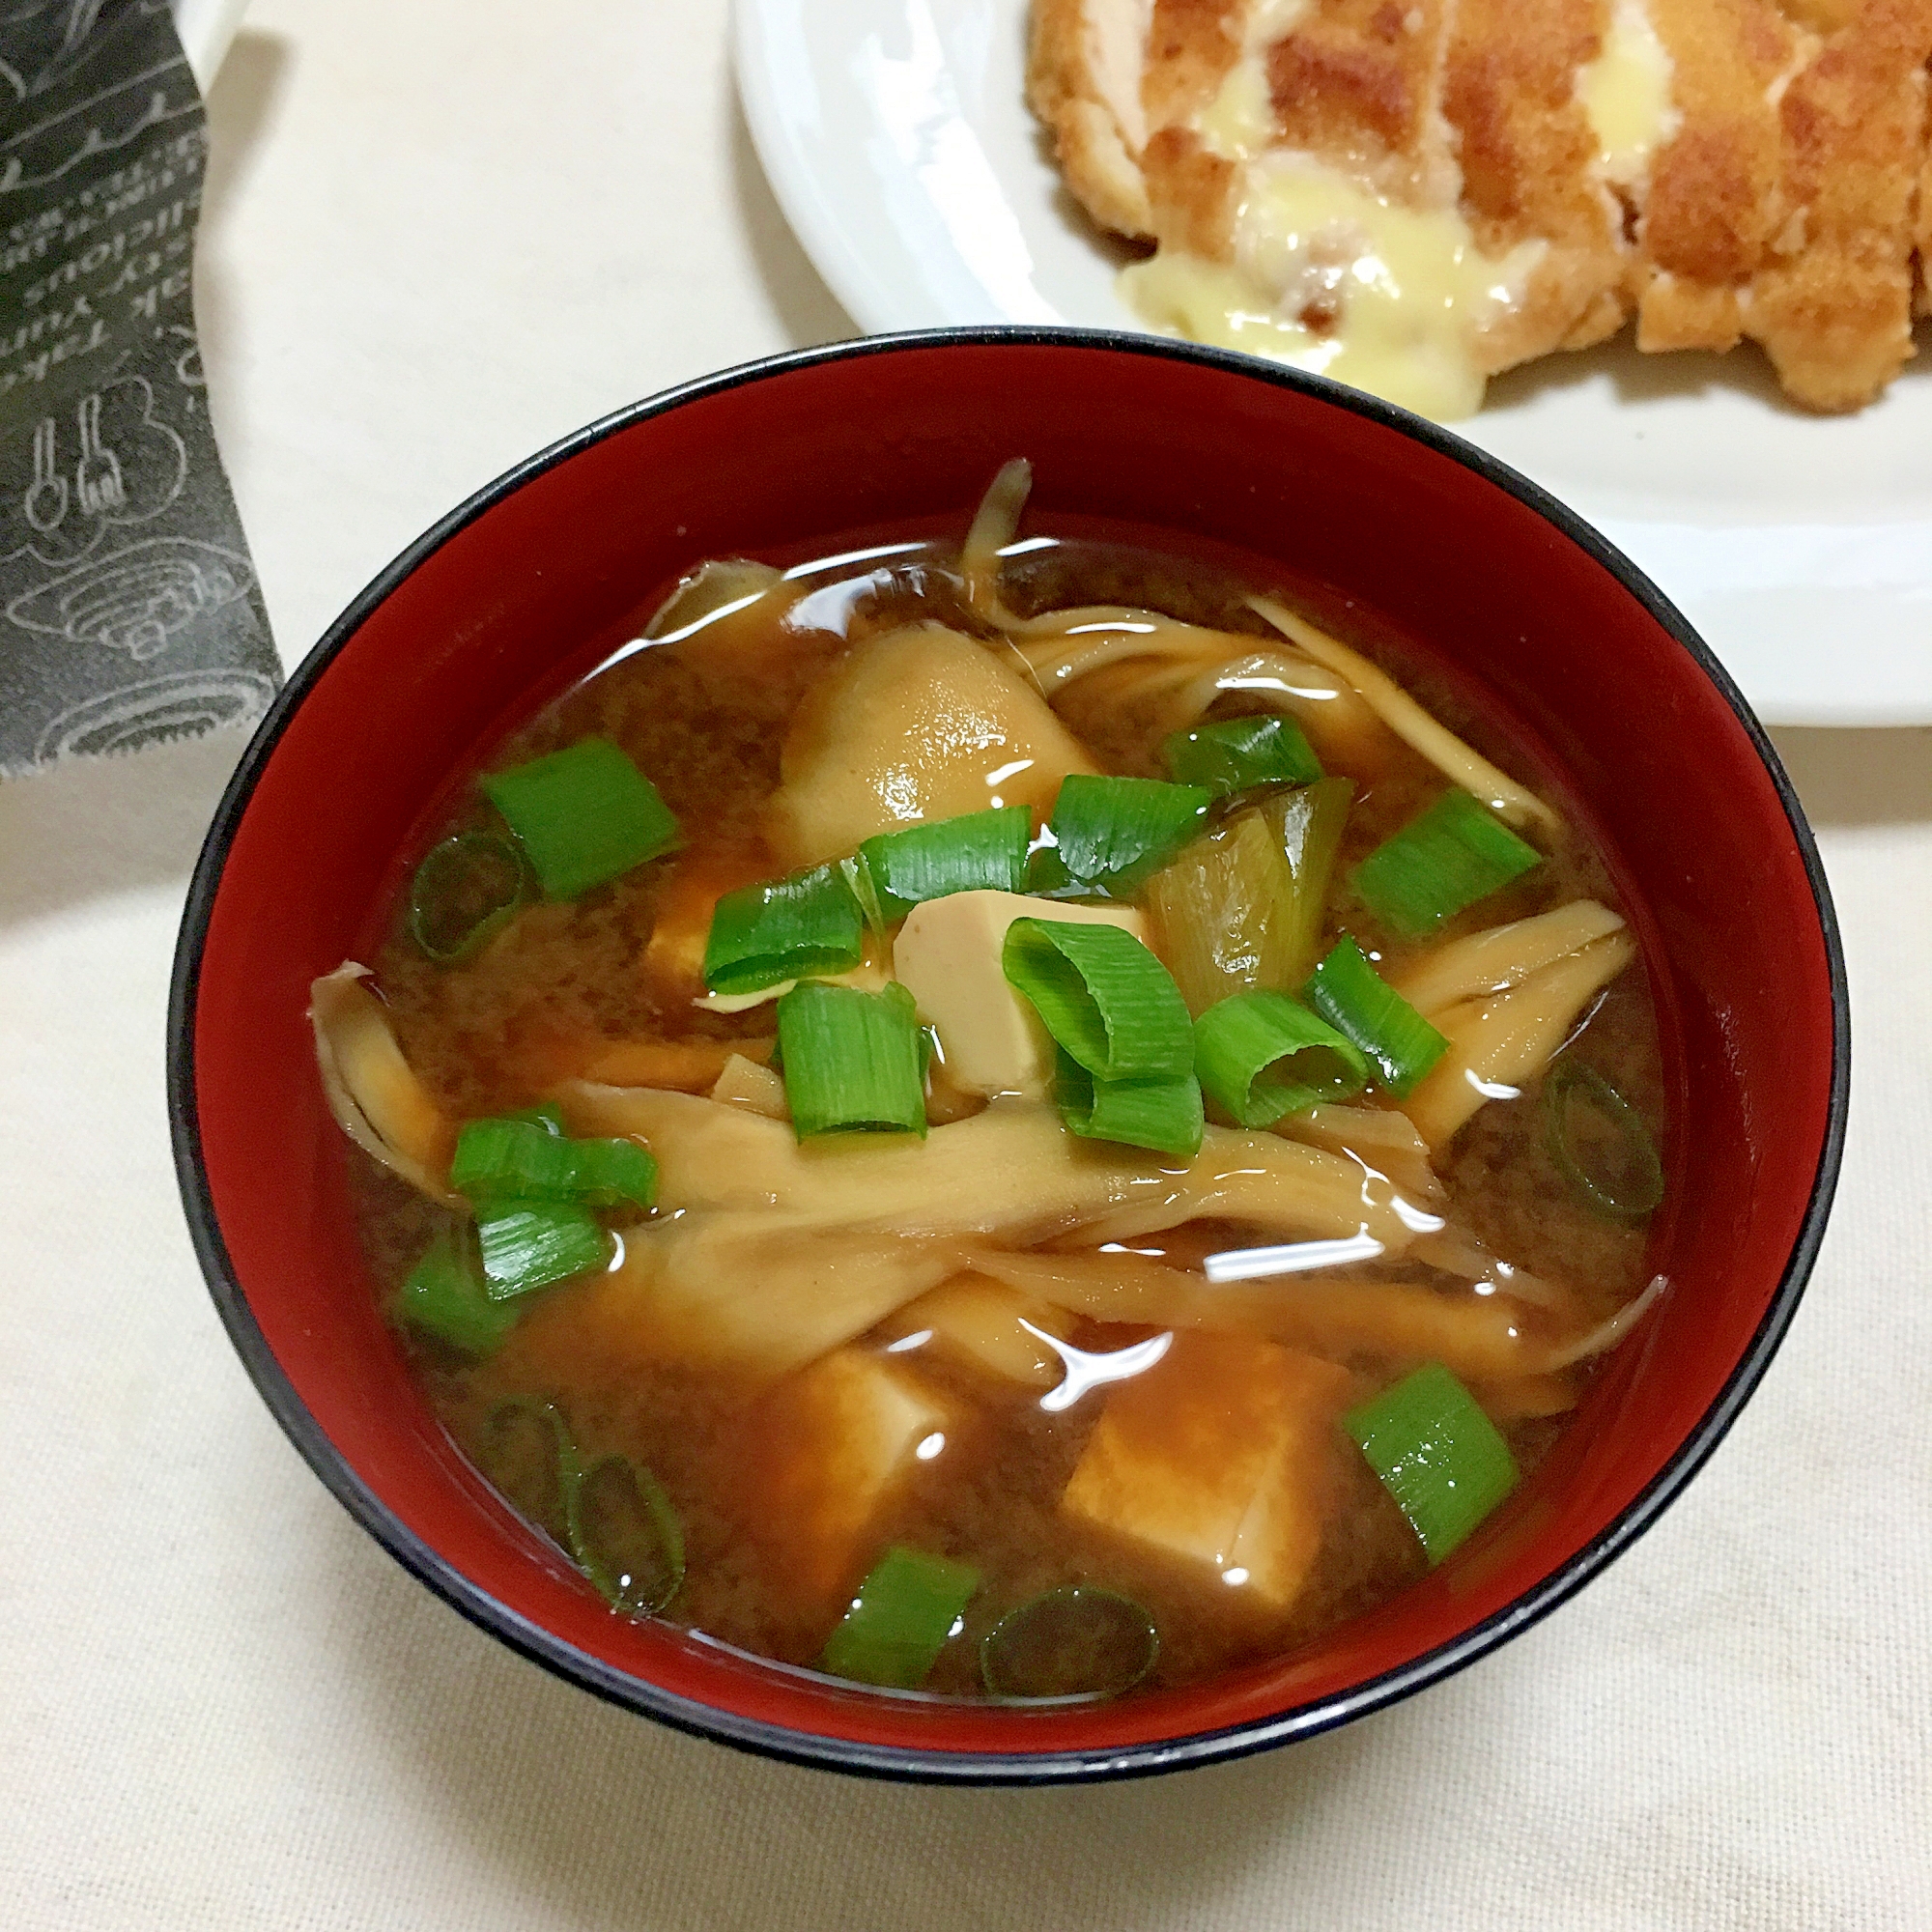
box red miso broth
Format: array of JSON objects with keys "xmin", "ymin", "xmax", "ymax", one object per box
[{"xmin": 311, "ymin": 464, "xmax": 1667, "ymax": 1703}]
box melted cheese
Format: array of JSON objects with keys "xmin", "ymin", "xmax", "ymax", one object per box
[
  {"xmin": 1121, "ymin": 156, "xmax": 1542, "ymax": 421},
  {"xmin": 1579, "ymin": 0, "xmax": 1679, "ymax": 186}
]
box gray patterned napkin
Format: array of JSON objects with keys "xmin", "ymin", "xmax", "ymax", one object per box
[{"xmin": 1, "ymin": 0, "xmax": 277, "ymax": 777}]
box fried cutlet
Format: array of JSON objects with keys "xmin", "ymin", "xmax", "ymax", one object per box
[{"xmin": 1028, "ymin": 0, "xmax": 1932, "ymax": 412}]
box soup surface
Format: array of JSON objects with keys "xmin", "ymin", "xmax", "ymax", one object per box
[{"xmin": 316, "ymin": 469, "xmax": 1668, "ymax": 1703}]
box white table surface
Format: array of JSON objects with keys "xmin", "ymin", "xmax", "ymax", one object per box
[{"xmin": 4, "ymin": 3, "xmax": 1929, "ymax": 1925}]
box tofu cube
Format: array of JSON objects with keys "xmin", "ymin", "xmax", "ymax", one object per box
[
  {"xmin": 750, "ymin": 1350, "xmax": 952, "ymax": 1609},
  {"xmin": 1061, "ymin": 1330, "xmax": 1351, "ymax": 1614},
  {"xmin": 893, "ymin": 890, "xmax": 1148, "ymax": 1097}
]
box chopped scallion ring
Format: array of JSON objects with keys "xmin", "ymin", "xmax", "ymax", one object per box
[
  {"xmin": 572, "ymin": 1455, "xmax": 686, "ymax": 1616},
  {"xmin": 408, "ymin": 832, "xmax": 526, "ymax": 961},
  {"xmin": 1194, "ymin": 989, "xmax": 1369, "ymax": 1127},
  {"xmin": 703, "ymin": 863, "xmax": 864, "ymax": 994},
  {"xmin": 980, "ymin": 1586, "xmax": 1160, "ymax": 1700},
  {"xmin": 474, "ymin": 1198, "xmax": 611, "ymax": 1299},
  {"xmin": 1003, "ymin": 918, "xmax": 1194, "ymax": 1082},
  {"xmin": 1163, "ymin": 715, "xmax": 1321, "ymax": 795},
  {"xmin": 1048, "ymin": 774, "xmax": 1211, "ymax": 894},
  {"xmin": 1344, "ymin": 1361, "xmax": 1519, "ymax": 1564},
  {"xmin": 1303, "ymin": 936, "xmax": 1449, "ymax": 1097},
  {"xmin": 857, "ymin": 805, "xmax": 1032, "ymax": 922},
  {"xmin": 1350, "ymin": 789, "xmax": 1542, "ymax": 938},
  {"xmin": 481, "ymin": 737, "xmax": 680, "ymax": 900},
  {"xmin": 387, "ymin": 1226, "xmax": 519, "ymax": 1356},
  {"xmin": 776, "ymin": 980, "xmax": 926, "ymax": 1138},
  {"xmin": 474, "ymin": 1399, "xmax": 582, "ymax": 1552},
  {"xmin": 820, "ymin": 1545, "xmax": 980, "ymax": 1690},
  {"xmin": 450, "ymin": 1118, "xmax": 659, "ymax": 1215},
  {"xmin": 1543, "ymin": 1059, "xmax": 1663, "ymax": 1220},
  {"xmin": 1056, "ymin": 1049, "xmax": 1205, "ymax": 1158}
]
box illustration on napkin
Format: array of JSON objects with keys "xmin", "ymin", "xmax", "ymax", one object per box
[
  {"xmin": 1, "ymin": 0, "xmax": 278, "ymax": 777},
  {"xmin": 33, "ymin": 662, "xmax": 277, "ymax": 762},
  {"xmin": 4, "ymin": 375, "xmax": 186, "ymax": 564},
  {"xmin": 9, "ymin": 533, "xmax": 252, "ymax": 660}
]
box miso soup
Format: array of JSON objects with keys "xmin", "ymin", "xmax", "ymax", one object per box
[{"xmin": 312, "ymin": 465, "xmax": 1668, "ymax": 1702}]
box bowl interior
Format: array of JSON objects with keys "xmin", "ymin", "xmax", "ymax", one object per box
[{"xmin": 177, "ymin": 335, "xmax": 1841, "ymax": 1778}]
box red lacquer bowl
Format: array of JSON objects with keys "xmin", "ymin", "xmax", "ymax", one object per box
[{"xmin": 170, "ymin": 332, "xmax": 1846, "ymax": 1782}]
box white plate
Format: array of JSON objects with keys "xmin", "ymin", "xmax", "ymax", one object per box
[{"xmin": 735, "ymin": 0, "xmax": 1932, "ymax": 726}]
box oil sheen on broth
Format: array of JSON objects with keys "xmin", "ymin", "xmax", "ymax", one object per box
[{"xmin": 316, "ymin": 465, "xmax": 1668, "ymax": 1704}]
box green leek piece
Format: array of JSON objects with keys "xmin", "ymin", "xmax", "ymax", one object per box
[
  {"xmin": 1543, "ymin": 1059, "xmax": 1664, "ymax": 1221},
  {"xmin": 1344, "ymin": 1361, "xmax": 1520, "ymax": 1564},
  {"xmin": 980, "ymin": 1586, "xmax": 1160, "ymax": 1700},
  {"xmin": 857, "ymin": 806, "xmax": 1031, "ymax": 923},
  {"xmin": 1194, "ymin": 990, "xmax": 1369, "ymax": 1127},
  {"xmin": 1002, "ymin": 918, "xmax": 1194, "ymax": 1082},
  {"xmin": 1048, "ymin": 775, "xmax": 1211, "ymax": 894},
  {"xmin": 1141, "ymin": 779, "xmax": 1353, "ymax": 1017},
  {"xmin": 449, "ymin": 1119, "xmax": 658, "ymax": 1214},
  {"xmin": 702, "ymin": 863, "xmax": 864, "ymax": 995},
  {"xmin": 1350, "ymin": 788, "xmax": 1542, "ymax": 938},
  {"xmin": 566, "ymin": 1138, "xmax": 659, "ymax": 1212},
  {"xmin": 1303, "ymin": 936, "xmax": 1449, "ymax": 1096},
  {"xmin": 1056, "ymin": 1050, "xmax": 1204, "ymax": 1159},
  {"xmin": 1141, "ymin": 810, "xmax": 1291, "ymax": 1016},
  {"xmin": 1021, "ymin": 843, "xmax": 1101, "ymax": 900},
  {"xmin": 1163, "ymin": 715, "xmax": 1321, "ymax": 795},
  {"xmin": 1264, "ymin": 777, "xmax": 1355, "ymax": 987},
  {"xmin": 450, "ymin": 1116, "xmax": 584, "ymax": 1202},
  {"xmin": 820, "ymin": 1545, "xmax": 980, "ymax": 1690},
  {"xmin": 474, "ymin": 1198, "xmax": 611, "ymax": 1299},
  {"xmin": 475, "ymin": 1399, "xmax": 582, "ymax": 1551},
  {"xmin": 408, "ymin": 832, "xmax": 527, "ymax": 961},
  {"xmin": 776, "ymin": 980, "xmax": 926, "ymax": 1139},
  {"xmin": 481, "ymin": 738, "xmax": 680, "ymax": 900},
  {"xmin": 572, "ymin": 1455, "xmax": 686, "ymax": 1615},
  {"xmin": 387, "ymin": 1227, "xmax": 519, "ymax": 1356}
]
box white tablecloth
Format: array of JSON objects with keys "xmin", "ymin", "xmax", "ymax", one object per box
[{"xmin": 6, "ymin": 4, "xmax": 1929, "ymax": 1924}]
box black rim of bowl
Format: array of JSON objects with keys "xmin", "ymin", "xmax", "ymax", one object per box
[{"xmin": 168, "ymin": 327, "xmax": 1851, "ymax": 1786}]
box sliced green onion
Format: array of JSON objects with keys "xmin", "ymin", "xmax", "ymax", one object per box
[
  {"xmin": 1264, "ymin": 777, "xmax": 1355, "ymax": 987},
  {"xmin": 1543, "ymin": 1059, "xmax": 1663, "ymax": 1220},
  {"xmin": 857, "ymin": 806, "xmax": 1031, "ymax": 923},
  {"xmin": 1021, "ymin": 843, "xmax": 1100, "ymax": 900},
  {"xmin": 702, "ymin": 863, "xmax": 864, "ymax": 994},
  {"xmin": 1055, "ymin": 1050, "xmax": 1204, "ymax": 1158},
  {"xmin": 776, "ymin": 980, "xmax": 926, "ymax": 1139},
  {"xmin": 838, "ymin": 852, "xmax": 888, "ymax": 935},
  {"xmin": 1048, "ymin": 775, "xmax": 1211, "ymax": 893},
  {"xmin": 571, "ymin": 1455, "xmax": 685, "ymax": 1615},
  {"xmin": 980, "ymin": 1587, "xmax": 1160, "ymax": 1700},
  {"xmin": 566, "ymin": 1137, "xmax": 659, "ymax": 1212},
  {"xmin": 1350, "ymin": 788, "xmax": 1542, "ymax": 938},
  {"xmin": 451, "ymin": 1117, "xmax": 658, "ymax": 1216},
  {"xmin": 820, "ymin": 1545, "xmax": 980, "ymax": 1690},
  {"xmin": 481, "ymin": 737, "xmax": 680, "ymax": 900},
  {"xmin": 1303, "ymin": 936, "xmax": 1449, "ymax": 1097},
  {"xmin": 408, "ymin": 832, "xmax": 527, "ymax": 961},
  {"xmin": 387, "ymin": 1226, "xmax": 519, "ymax": 1356},
  {"xmin": 1194, "ymin": 990, "xmax": 1369, "ymax": 1127},
  {"xmin": 474, "ymin": 1399, "xmax": 582, "ymax": 1550},
  {"xmin": 475, "ymin": 1198, "xmax": 611, "ymax": 1299},
  {"xmin": 1002, "ymin": 918, "xmax": 1194, "ymax": 1081},
  {"xmin": 1344, "ymin": 1361, "xmax": 1520, "ymax": 1565},
  {"xmin": 450, "ymin": 1116, "xmax": 585, "ymax": 1202},
  {"xmin": 1163, "ymin": 715, "xmax": 1321, "ymax": 795}
]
